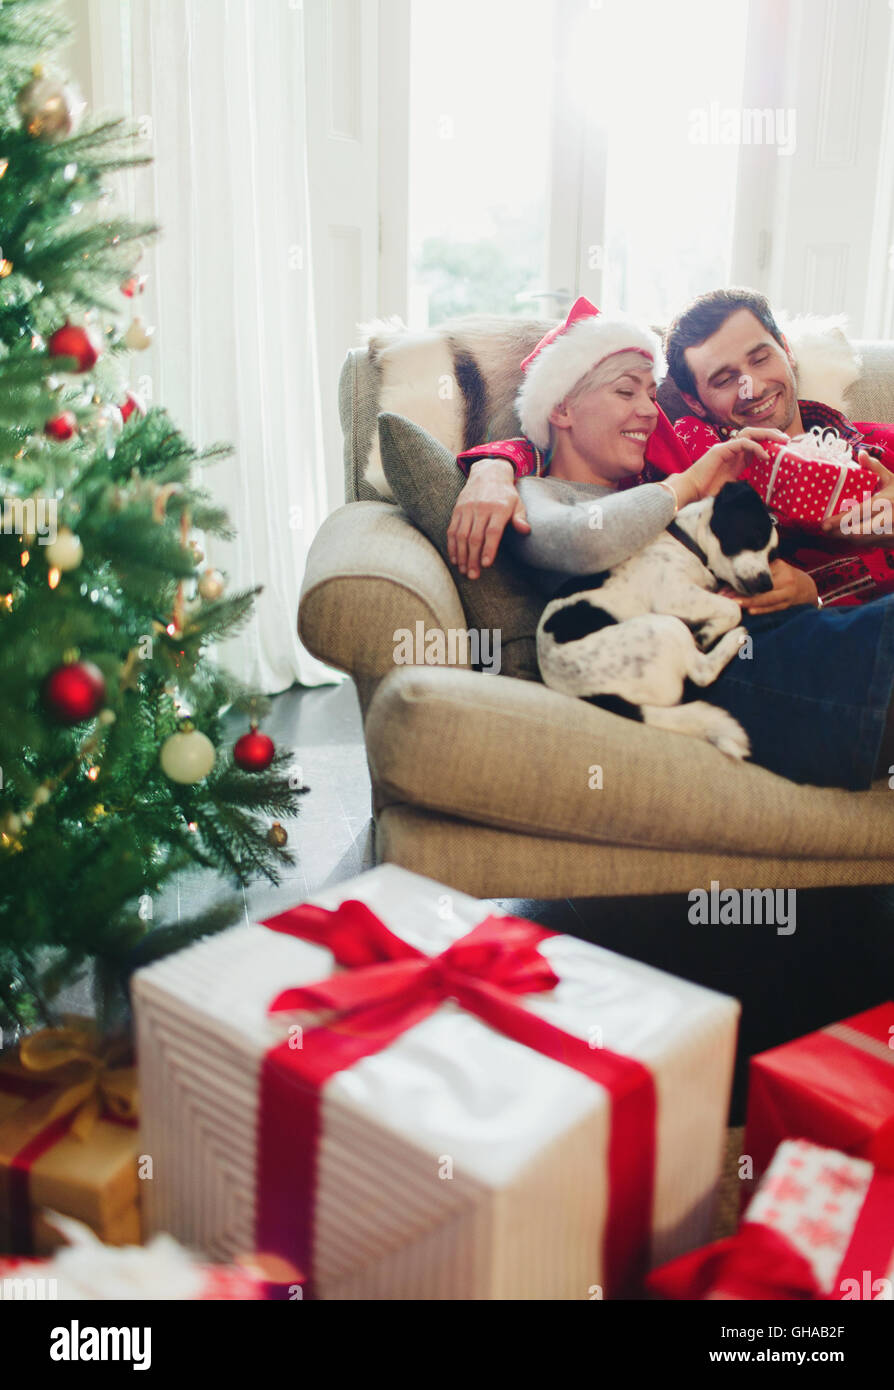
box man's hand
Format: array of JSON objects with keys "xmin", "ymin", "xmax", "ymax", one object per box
[
  {"xmin": 447, "ymin": 458, "xmax": 531, "ymax": 580},
  {"xmin": 663, "ymin": 429, "xmax": 788, "ymax": 509},
  {"xmin": 718, "ymin": 558, "xmax": 819, "ymax": 614},
  {"xmin": 822, "ymin": 450, "xmax": 894, "ymax": 542},
  {"xmin": 727, "ymin": 426, "xmax": 791, "ymax": 445}
]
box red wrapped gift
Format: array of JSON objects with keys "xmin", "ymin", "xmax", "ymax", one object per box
[
  {"xmin": 742, "ymin": 427, "xmax": 879, "ymax": 531},
  {"xmin": 744, "ymin": 1002, "xmax": 894, "ymax": 1187},
  {"xmin": 648, "ymin": 1138, "xmax": 894, "ymax": 1300}
]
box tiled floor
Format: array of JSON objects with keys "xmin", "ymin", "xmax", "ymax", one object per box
[{"xmin": 159, "ymin": 677, "xmax": 379, "ymax": 929}]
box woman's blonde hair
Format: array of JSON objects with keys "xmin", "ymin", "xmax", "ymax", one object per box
[{"xmin": 547, "ymin": 350, "xmax": 658, "ymax": 449}]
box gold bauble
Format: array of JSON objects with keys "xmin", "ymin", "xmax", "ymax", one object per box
[
  {"xmin": 198, "ymin": 568, "xmax": 225, "ymax": 601},
  {"xmin": 17, "ymin": 69, "xmax": 86, "ymax": 140},
  {"xmin": 44, "ymin": 527, "xmax": 83, "ymax": 572}
]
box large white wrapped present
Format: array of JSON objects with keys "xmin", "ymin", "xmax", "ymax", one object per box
[{"xmin": 132, "ymin": 864, "xmax": 739, "ymax": 1300}]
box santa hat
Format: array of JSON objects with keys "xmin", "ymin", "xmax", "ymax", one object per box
[{"xmin": 516, "ymin": 296, "xmax": 666, "ymax": 449}]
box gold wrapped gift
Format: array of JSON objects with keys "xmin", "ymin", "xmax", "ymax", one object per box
[{"xmin": 0, "ymin": 1025, "xmax": 141, "ymax": 1253}]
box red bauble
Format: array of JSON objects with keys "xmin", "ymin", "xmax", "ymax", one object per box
[
  {"xmin": 120, "ymin": 391, "xmax": 146, "ymax": 424},
  {"xmin": 47, "ymin": 322, "xmax": 100, "ymax": 373},
  {"xmin": 44, "ymin": 410, "xmax": 78, "ymax": 441},
  {"xmin": 120, "ymin": 272, "xmax": 148, "ymax": 298},
  {"xmin": 43, "ymin": 660, "xmax": 106, "ymax": 725},
  {"xmin": 233, "ymin": 727, "xmax": 275, "ymax": 772}
]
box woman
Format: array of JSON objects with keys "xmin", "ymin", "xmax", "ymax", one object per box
[{"xmin": 448, "ymin": 299, "xmax": 894, "ymax": 789}]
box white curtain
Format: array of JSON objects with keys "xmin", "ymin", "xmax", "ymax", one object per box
[{"xmin": 87, "ymin": 0, "xmax": 340, "ymax": 692}]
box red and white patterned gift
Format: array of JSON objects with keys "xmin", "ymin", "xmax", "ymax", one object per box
[
  {"xmin": 742, "ymin": 427, "xmax": 879, "ymax": 531},
  {"xmin": 647, "ymin": 1138, "xmax": 894, "ymax": 1300}
]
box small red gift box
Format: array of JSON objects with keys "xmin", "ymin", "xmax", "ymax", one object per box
[
  {"xmin": 744, "ymin": 1001, "xmax": 894, "ymax": 1187},
  {"xmin": 647, "ymin": 1138, "xmax": 894, "ymax": 1300},
  {"xmin": 742, "ymin": 428, "xmax": 879, "ymax": 531}
]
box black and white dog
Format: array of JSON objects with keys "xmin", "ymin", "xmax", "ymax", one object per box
[{"xmin": 536, "ymin": 481, "xmax": 780, "ymax": 759}]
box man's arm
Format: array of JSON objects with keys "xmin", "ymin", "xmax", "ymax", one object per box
[
  {"xmin": 447, "ymin": 457, "xmax": 531, "ymax": 579},
  {"xmin": 449, "ymin": 437, "xmax": 540, "ymax": 579}
]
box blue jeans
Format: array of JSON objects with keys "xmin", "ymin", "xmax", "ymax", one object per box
[{"xmin": 696, "ymin": 595, "xmax": 894, "ymax": 789}]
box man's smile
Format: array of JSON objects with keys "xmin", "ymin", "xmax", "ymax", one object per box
[{"xmin": 738, "ymin": 390, "xmax": 783, "ymax": 420}]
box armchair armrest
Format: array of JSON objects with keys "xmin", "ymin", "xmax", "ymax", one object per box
[{"xmin": 298, "ymin": 501, "xmax": 471, "ymax": 680}]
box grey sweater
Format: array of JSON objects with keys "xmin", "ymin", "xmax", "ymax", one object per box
[{"xmin": 505, "ymin": 476, "xmax": 678, "ymax": 596}]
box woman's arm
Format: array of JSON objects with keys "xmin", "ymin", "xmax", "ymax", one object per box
[{"xmin": 506, "ymin": 478, "xmax": 677, "ymax": 574}]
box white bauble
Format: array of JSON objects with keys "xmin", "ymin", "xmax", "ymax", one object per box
[{"xmin": 160, "ymin": 729, "xmax": 216, "ymax": 784}]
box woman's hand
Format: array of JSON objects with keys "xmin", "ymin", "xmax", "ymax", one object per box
[
  {"xmin": 664, "ymin": 429, "xmax": 789, "ymax": 510},
  {"xmin": 446, "ymin": 458, "xmax": 531, "ymax": 579},
  {"xmin": 719, "ymin": 559, "xmax": 819, "ymax": 614}
]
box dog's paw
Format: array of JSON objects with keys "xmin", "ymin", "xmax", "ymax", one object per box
[
  {"xmin": 693, "ymin": 618, "xmax": 731, "ymax": 651},
  {"xmin": 710, "ymin": 716, "xmax": 751, "ymax": 760},
  {"xmin": 722, "ymin": 625, "xmax": 750, "ymax": 661}
]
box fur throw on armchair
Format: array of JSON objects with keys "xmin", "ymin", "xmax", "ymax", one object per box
[{"xmin": 360, "ymin": 310, "xmax": 863, "ymax": 500}]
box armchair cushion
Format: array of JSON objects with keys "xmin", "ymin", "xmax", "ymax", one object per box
[
  {"xmin": 298, "ymin": 499, "xmax": 470, "ymax": 680},
  {"xmin": 377, "ymin": 411, "xmax": 546, "ymax": 682},
  {"xmin": 366, "ymin": 664, "xmax": 894, "ymax": 859}
]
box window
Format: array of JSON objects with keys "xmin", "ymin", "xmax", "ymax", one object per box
[
  {"xmin": 595, "ymin": 0, "xmax": 750, "ymax": 322},
  {"xmin": 407, "ymin": 0, "xmax": 557, "ymax": 327},
  {"xmin": 405, "ymin": 0, "xmax": 749, "ymax": 328}
]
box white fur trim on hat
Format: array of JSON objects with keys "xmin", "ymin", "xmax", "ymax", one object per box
[{"xmin": 517, "ymin": 314, "xmax": 666, "ymax": 449}]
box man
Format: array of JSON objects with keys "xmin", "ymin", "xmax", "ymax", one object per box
[{"xmin": 449, "ymin": 288, "xmax": 894, "ymax": 607}]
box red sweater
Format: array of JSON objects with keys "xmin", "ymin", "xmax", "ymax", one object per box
[{"xmin": 456, "ymin": 402, "xmax": 894, "ymax": 606}]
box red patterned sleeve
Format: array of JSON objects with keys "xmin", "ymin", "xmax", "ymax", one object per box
[
  {"xmin": 853, "ymin": 421, "xmax": 894, "ymax": 469},
  {"xmin": 455, "ymin": 437, "xmax": 542, "ymax": 477},
  {"xmin": 673, "ymin": 415, "xmax": 722, "ymax": 461}
]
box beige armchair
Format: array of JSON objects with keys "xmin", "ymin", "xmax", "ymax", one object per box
[{"xmin": 297, "ymin": 327, "xmax": 894, "ymax": 899}]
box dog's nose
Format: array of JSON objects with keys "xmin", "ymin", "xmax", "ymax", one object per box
[{"xmin": 742, "ymin": 573, "xmax": 774, "ymax": 595}]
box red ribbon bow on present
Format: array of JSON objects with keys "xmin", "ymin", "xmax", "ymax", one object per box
[
  {"xmin": 649, "ymin": 1165, "xmax": 894, "ymax": 1301},
  {"xmin": 257, "ymin": 898, "xmax": 657, "ymax": 1300}
]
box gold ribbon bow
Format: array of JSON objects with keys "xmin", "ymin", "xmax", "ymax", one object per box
[{"xmin": 17, "ymin": 1023, "xmax": 138, "ymax": 1142}]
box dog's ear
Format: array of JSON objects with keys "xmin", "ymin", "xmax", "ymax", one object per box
[
  {"xmin": 714, "ymin": 480, "xmax": 769, "ymax": 514},
  {"xmin": 709, "ymin": 480, "xmax": 775, "ymax": 553}
]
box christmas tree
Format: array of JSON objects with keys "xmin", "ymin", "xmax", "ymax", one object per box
[{"xmin": 0, "ymin": 0, "xmax": 305, "ymax": 1034}]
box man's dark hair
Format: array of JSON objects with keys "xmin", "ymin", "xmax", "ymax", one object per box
[{"xmin": 664, "ymin": 288, "xmax": 786, "ymax": 399}]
